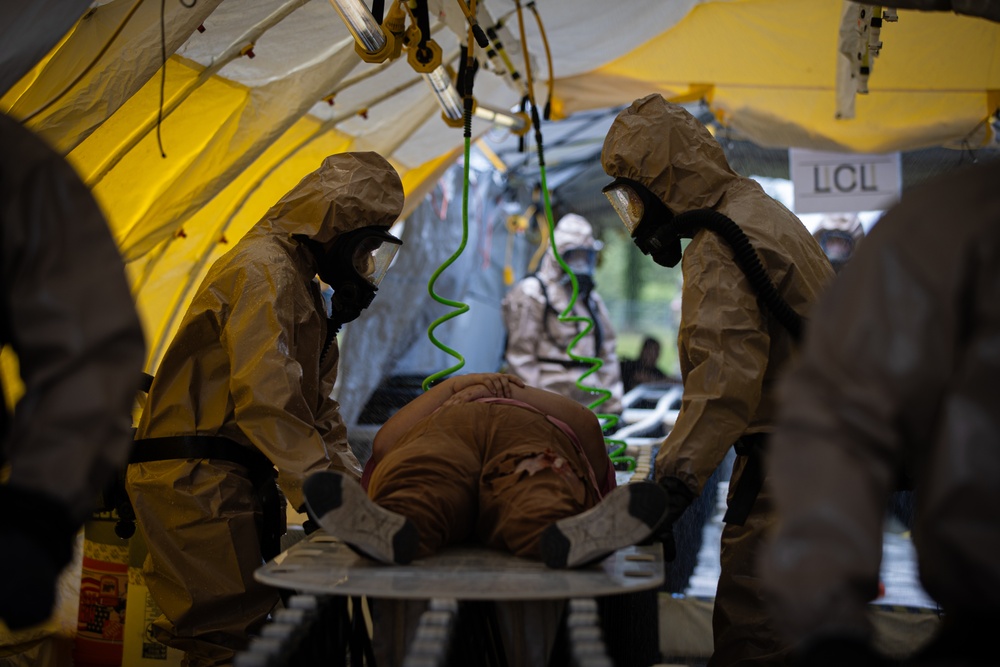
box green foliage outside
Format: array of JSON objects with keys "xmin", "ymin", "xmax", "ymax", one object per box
[{"xmin": 594, "ymin": 228, "xmax": 685, "ymax": 377}]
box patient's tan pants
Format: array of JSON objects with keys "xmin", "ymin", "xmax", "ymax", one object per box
[{"xmin": 368, "ymin": 402, "xmax": 600, "ymax": 559}]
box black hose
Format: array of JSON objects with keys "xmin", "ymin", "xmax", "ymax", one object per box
[{"xmin": 673, "ymin": 209, "xmax": 804, "ymax": 341}]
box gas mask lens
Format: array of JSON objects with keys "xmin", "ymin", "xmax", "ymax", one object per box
[
  {"xmin": 563, "ymin": 248, "xmax": 598, "ymax": 276},
  {"xmin": 816, "ymin": 229, "xmax": 856, "ymax": 262},
  {"xmin": 353, "ymin": 235, "xmax": 401, "ymax": 287},
  {"xmin": 602, "ymin": 181, "xmax": 645, "ymax": 234}
]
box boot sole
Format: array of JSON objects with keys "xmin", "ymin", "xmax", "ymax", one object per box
[
  {"xmin": 303, "ymin": 470, "xmax": 418, "ymax": 565},
  {"xmin": 540, "ymin": 481, "xmax": 668, "ymax": 569}
]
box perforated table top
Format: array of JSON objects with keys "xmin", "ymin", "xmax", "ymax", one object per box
[{"xmin": 256, "ymin": 533, "xmax": 664, "ymax": 601}]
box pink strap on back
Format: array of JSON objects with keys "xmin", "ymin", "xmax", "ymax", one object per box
[{"xmin": 477, "ymin": 397, "xmax": 614, "ymax": 499}]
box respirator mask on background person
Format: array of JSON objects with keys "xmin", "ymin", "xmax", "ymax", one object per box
[
  {"xmin": 814, "ymin": 228, "xmax": 857, "ymax": 272},
  {"xmin": 602, "ymin": 177, "xmax": 682, "ymax": 268},
  {"xmin": 561, "ymin": 246, "xmax": 600, "ymax": 295},
  {"xmin": 315, "ymin": 226, "xmax": 402, "ymax": 328}
]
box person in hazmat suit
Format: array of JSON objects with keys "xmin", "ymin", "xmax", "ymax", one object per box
[
  {"xmin": 600, "ymin": 94, "xmax": 834, "ymax": 666},
  {"xmin": 126, "ymin": 152, "xmax": 404, "ymax": 666},
  {"xmin": 501, "ymin": 213, "xmax": 624, "ymax": 414},
  {"xmin": 303, "ymin": 371, "xmax": 666, "ymax": 568},
  {"xmin": 0, "ymin": 112, "xmax": 146, "ymax": 631},
  {"xmin": 812, "ymin": 212, "xmax": 865, "ymax": 273},
  {"xmin": 761, "ymin": 160, "xmax": 1000, "ymax": 667}
]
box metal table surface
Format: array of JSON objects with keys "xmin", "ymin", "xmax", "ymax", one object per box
[{"xmin": 256, "ymin": 533, "xmax": 664, "ymax": 601}]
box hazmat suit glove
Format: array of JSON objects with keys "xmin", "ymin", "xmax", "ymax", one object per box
[
  {"xmin": 0, "ymin": 485, "xmax": 79, "ymax": 630},
  {"xmin": 0, "ymin": 530, "xmax": 62, "ymax": 629},
  {"xmin": 652, "ymin": 476, "xmax": 696, "ymax": 562}
]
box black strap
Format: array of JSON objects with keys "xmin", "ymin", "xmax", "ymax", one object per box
[
  {"xmin": 130, "ymin": 435, "xmax": 282, "ymax": 560},
  {"xmin": 722, "ymin": 433, "xmax": 768, "ymax": 526},
  {"xmin": 537, "ymin": 357, "xmax": 593, "ymax": 369},
  {"xmin": 130, "ymin": 435, "xmax": 272, "ymax": 475}
]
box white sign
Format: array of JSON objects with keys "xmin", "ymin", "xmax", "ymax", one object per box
[{"xmin": 789, "ymin": 148, "xmax": 901, "ymax": 214}]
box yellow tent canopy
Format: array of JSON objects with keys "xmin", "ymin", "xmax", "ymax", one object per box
[{"xmin": 2, "ymin": 0, "xmax": 998, "ymax": 369}]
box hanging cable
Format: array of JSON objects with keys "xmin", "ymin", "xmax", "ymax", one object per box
[
  {"xmin": 157, "ymin": 0, "xmax": 169, "ymax": 157},
  {"xmin": 19, "ymin": 0, "xmax": 144, "ymax": 125},
  {"xmin": 513, "ymin": 0, "xmax": 632, "ymax": 470},
  {"xmin": 422, "ymin": 9, "xmax": 479, "ymax": 391},
  {"xmin": 86, "ymin": 0, "xmax": 311, "ymax": 183},
  {"xmin": 525, "ymin": 2, "xmax": 553, "ymax": 120},
  {"xmin": 452, "ymin": 0, "xmax": 489, "ymax": 48}
]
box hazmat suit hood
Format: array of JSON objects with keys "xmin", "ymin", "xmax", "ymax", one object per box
[
  {"xmin": 250, "ymin": 151, "xmax": 404, "ymax": 244},
  {"xmin": 601, "ymin": 94, "xmax": 738, "ymax": 215},
  {"xmin": 539, "ymin": 213, "xmax": 603, "ymax": 282}
]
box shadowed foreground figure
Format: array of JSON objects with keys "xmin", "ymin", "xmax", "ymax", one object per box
[
  {"xmin": 762, "ymin": 161, "xmax": 1000, "ymax": 667},
  {"xmin": 0, "ymin": 112, "xmax": 145, "ymax": 632},
  {"xmin": 305, "ymin": 373, "xmax": 668, "ymax": 568}
]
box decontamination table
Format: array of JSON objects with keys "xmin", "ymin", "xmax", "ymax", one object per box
[{"xmin": 241, "ymin": 533, "xmax": 665, "ymax": 666}]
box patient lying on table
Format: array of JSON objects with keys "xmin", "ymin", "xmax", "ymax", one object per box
[{"xmin": 304, "ymin": 373, "xmax": 668, "ymax": 568}]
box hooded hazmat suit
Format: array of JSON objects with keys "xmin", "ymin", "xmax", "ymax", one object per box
[
  {"xmin": 127, "ymin": 152, "xmax": 403, "ymax": 666},
  {"xmin": 0, "ymin": 112, "xmax": 145, "ymax": 631},
  {"xmin": 602, "ymin": 95, "xmax": 834, "ymax": 666},
  {"xmin": 501, "ymin": 213, "xmax": 624, "ymax": 414},
  {"xmin": 762, "ymin": 161, "xmax": 1000, "ymax": 665}
]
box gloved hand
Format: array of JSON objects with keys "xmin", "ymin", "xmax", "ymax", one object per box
[
  {"xmin": 792, "ymin": 636, "xmax": 892, "ymax": 667},
  {"xmin": 652, "ymin": 476, "xmax": 696, "ymax": 562},
  {"xmin": 0, "ymin": 530, "xmax": 61, "ymax": 629},
  {"xmin": 0, "ymin": 485, "xmax": 78, "ymax": 630}
]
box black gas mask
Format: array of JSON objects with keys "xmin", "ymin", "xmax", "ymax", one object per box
[
  {"xmin": 308, "ymin": 226, "xmax": 402, "ymax": 330},
  {"xmin": 602, "ymin": 177, "xmax": 682, "ymax": 268},
  {"xmin": 560, "ymin": 246, "xmax": 599, "ymax": 296},
  {"xmin": 814, "ymin": 227, "xmax": 858, "ymax": 273}
]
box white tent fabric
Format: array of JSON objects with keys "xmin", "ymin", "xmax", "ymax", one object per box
[{"xmin": 1, "ymin": 0, "xmax": 998, "ymax": 412}]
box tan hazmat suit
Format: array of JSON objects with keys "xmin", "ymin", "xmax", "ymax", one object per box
[
  {"xmin": 762, "ymin": 161, "xmax": 1000, "ymax": 661},
  {"xmin": 127, "ymin": 152, "xmax": 403, "ymax": 666},
  {"xmin": 501, "ymin": 213, "xmax": 624, "ymax": 414},
  {"xmin": 602, "ymin": 94, "xmax": 834, "ymax": 666}
]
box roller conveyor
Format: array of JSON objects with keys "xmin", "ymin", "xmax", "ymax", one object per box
[{"xmin": 238, "ymin": 534, "xmax": 663, "ymax": 666}]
